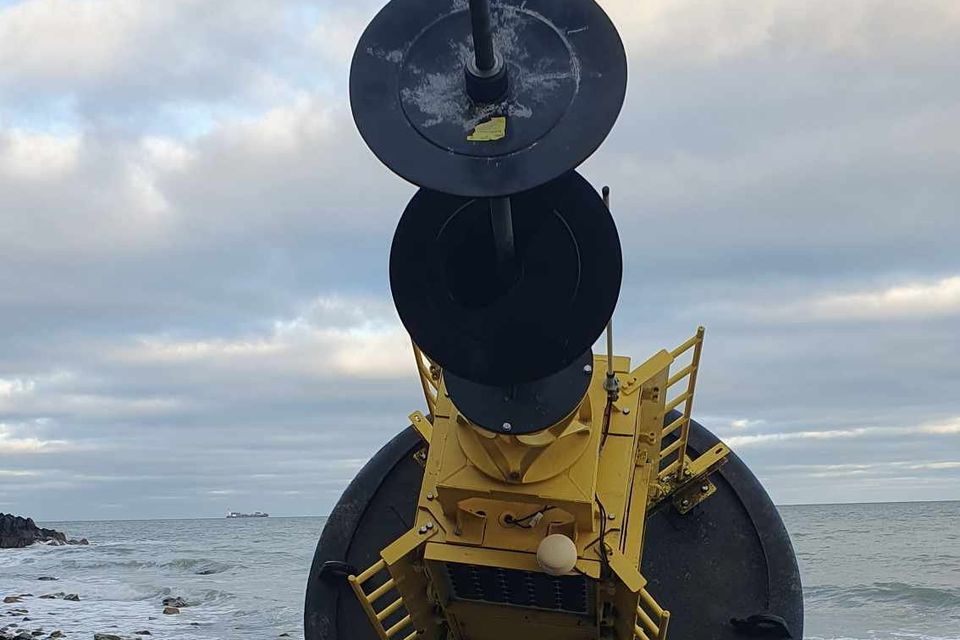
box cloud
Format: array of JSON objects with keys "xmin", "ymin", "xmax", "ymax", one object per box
[
  {"xmin": 0, "ymin": 422, "xmax": 80, "ymax": 455},
  {"xmin": 0, "ymin": 0, "xmax": 310, "ymax": 123},
  {"xmin": 748, "ymin": 275, "xmax": 960, "ymax": 322},
  {"xmin": 604, "ymin": 0, "xmax": 960, "ymax": 65},
  {"xmin": 0, "ymin": 469, "xmax": 39, "ymax": 478},
  {"xmin": 1, "ymin": 0, "xmax": 959, "ymax": 517},
  {"xmin": 724, "ymin": 417, "xmax": 960, "ymax": 448},
  {"xmin": 114, "ymin": 294, "xmax": 410, "ymax": 380}
]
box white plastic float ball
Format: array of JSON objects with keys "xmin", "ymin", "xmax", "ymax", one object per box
[{"xmin": 536, "ymin": 534, "xmax": 578, "ymax": 576}]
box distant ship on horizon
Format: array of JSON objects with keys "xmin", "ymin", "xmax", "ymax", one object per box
[{"xmin": 226, "ymin": 510, "xmax": 269, "ymax": 518}]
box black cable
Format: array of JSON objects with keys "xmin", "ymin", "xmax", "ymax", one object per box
[
  {"xmin": 503, "ymin": 505, "xmax": 556, "ymax": 528},
  {"xmin": 595, "ymin": 496, "xmax": 612, "ymax": 577}
]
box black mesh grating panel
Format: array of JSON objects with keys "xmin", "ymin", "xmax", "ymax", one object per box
[{"xmin": 442, "ymin": 562, "xmax": 593, "ymax": 615}]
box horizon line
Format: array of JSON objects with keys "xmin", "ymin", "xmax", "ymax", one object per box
[{"xmin": 22, "ymin": 497, "xmax": 960, "ymax": 523}]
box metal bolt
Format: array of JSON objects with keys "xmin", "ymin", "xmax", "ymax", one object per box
[
  {"xmin": 426, "ymin": 492, "xmax": 435, "ymax": 501},
  {"xmin": 700, "ymin": 484, "xmax": 710, "ymax": 493},
  {"xmin": 622, "ymin": 408, "xmax": 630, "ymax": 415},
  {"xmin": 425, "ymin": 522, "xmax": 434, "ymax": 530},
  {"xmin": 418, "ymin": 526, "xmax": 427, "ymax": 534},
  {"xmin": 583, "ymin": 364, "xmax": 593, "ymax": 374},
  {"xmin": 502, "ymin": 422, "xmax": 512, "ymax": 432},
  {"xmin": 683, "ymin": 468, "xmax": 692, "ymax": 477},
  {"xmin": 680, "ymin": 499, "xmax": 690, "ymax": 508},
  {"xmin": 607, "ymin": 513, "xmax": 616, "ymax": 521}
]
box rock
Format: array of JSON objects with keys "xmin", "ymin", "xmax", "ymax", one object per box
[
  {"xmin": 0, "ymin": 515, "xmax": 88, "ymax": 549},
  {"xmin": 61, "ymin": 595, "xmax": 78, "ymax": 602},
  {"xmin": 93, "ymin": 635, "xmax": 122, "ymax": 640},
  {"xmin": 2, "ymin": 598, "xmax": 21, "ymax": 604},
  {"xmin": 49, "ymin": 632, "xmax": 64, "ymax": 638},
  {"xmin": 162, "ymin": 607, "xmax": 179, "ymax": 615},
  {"xmin": 134, "ymin": 631, "xmax": 152, "ymax": 636},
  {"xmin": 161, "ymin": 596, "xmax": 187, "ymax": 608}
]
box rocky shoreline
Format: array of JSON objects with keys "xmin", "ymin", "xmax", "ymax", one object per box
[
  {"xmin": 2, "ymin": 589, "xmax": 181, "ymax": 640},
  {"xmin": 2, "ymin": 591, "xmax": 295, "ymax": 640},
  {"xmin": 0, "ymin": 515, "xmax": 88, "ymax": 549}
]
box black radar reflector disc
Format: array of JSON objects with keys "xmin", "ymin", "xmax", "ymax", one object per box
[
  {"xmin": 390, "ymin": 171, "xmax": 622, "ymax": 386},
  {"xmin": 350, "ymin": 0, "xmax": 628, "ymax": 197}
]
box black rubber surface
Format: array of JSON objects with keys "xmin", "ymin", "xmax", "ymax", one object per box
[
  {"xmin": 304, "ymin": 414, "xmax": 804, "ymax": 639},
  {"xmin": 390, "ymin": 171, "xmax": 622, "ymax": 386},
  {"xmin": 349, "ymin": 0, "xmax": 627, "ymax": 196}
]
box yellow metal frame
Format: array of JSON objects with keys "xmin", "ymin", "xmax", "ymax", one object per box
[
  {"xmin": 348, "ymin": 559, "xmax": 419, "ymax": 640},
  {"xmin": 635, "ymin": 586, "xmax": 670, "ymax": 640},
  {"xmin": 659, "ymin": 326, "xmax": 705, "ymax": 479},
  {"xmin": 348, "ymin": 328, "xmax": 730, "ymax": 640}
]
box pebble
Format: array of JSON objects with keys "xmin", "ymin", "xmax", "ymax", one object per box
[{"xmin": 162, "ymin": 607, "xmax": 179, "ymax": 615}]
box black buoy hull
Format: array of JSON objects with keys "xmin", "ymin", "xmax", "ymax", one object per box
[{"xmin": 304, "ymin": 415, "xmax": 803, "ymax": 640}]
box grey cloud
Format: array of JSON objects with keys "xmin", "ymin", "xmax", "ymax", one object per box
[{"xmin": 1, "ymin": 0, "xmax": 959, "ymax": 519}]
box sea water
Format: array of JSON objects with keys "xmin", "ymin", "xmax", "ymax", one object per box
[{"xmin": 0, "ymin": 501, "xmax": 957, "ymax": 639}]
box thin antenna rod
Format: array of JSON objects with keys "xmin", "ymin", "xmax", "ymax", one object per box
[
  {"xmin": 602, "ymin": 185, "xmax": 619, "ymax": 400},
  {"xmin": 606, "ymin": 321, "xmax": 614, "ymax": 377}
]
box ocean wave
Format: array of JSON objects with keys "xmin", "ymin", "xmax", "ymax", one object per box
[
  {"xmin": 53, "ymin": 557, "xmax": 237, "ymax": 575},
  {"xmin": 807, "ymin": 582, "xmax": 960, "ymax": 610}
]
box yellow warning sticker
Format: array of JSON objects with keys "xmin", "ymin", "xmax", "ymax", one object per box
[{"xmin": 467, "ymin": 116, "xmax": 507, "ymax": 142}]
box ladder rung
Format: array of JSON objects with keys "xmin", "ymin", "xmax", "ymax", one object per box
[
  {"xmin": 660, "ymin": 438, "xmax": 682, "ymax": 460},
  {"xmin": 636, "ymin": 606, "xmax": 660, "ymax": 637},
  {"xmin": 385, "ymin": 614, "xmax": 412, "ymax": 638},
  {"xmin": 667, "ymin": 364, "xmax": 695, "ymax": 388},
  {"xmin": 670, "ymin": 334, "xmax": 700, "ymax": 358},
  {"xmin": 355, "ymin": 559, "xmax": 386, "ymax": 584},
  {"xmin": 665, "ymin": 391, "xmax": 691, "ymax": 413},
  {"xmin": 401, "ymin": 631, "xmax": 419, "ymax": 640},
  {"xmin": 368, "ymin": 577, "xmax": 396, "ymax": 603},
  {"xmin": 634, "ymin": 625, "xmax": 651, "ymax": 640},
  {"xmin": 661, "ymin": 415, "xmax": 686, "ymax": 438},
  {"xmin": 639, "ymin": 588, "xmax": 665, "ymax": 616},
  {"xmin": 376, "ymin": 597, "xmax": 404, "ymax": 622}
]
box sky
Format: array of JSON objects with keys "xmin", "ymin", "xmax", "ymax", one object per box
[{"xmin": 0, "ymin": 0, "xmax": 958, "ymax": 521}]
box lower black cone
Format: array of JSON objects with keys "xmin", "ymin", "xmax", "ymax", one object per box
[
  {"xmin": 390, "ymin": 171, "xmax": 622, "ymax": 387},
  {"xmin": 445, "ymin": 350, "xmax": 594, "ymax": 435}
]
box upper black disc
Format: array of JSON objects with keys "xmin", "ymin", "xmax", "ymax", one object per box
[
  {"xmin": 445, "ymin": 350, "xmax": 593, "ymax": 435},
  {"xmin": 390, "ymin": 171, "xmax": 622, "ymax": 386},
  {"xmin": 350, "ymin": 0, "xmax": 628, "ymax": 197}
]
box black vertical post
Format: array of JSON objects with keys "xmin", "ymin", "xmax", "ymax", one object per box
[
  {"xmin": 465, "ymin": 0, "xmax": 508, "ymax": 103},
  {"xmin": 469, "ymin": 0, "xmax": 497, "ymax": 72}
]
